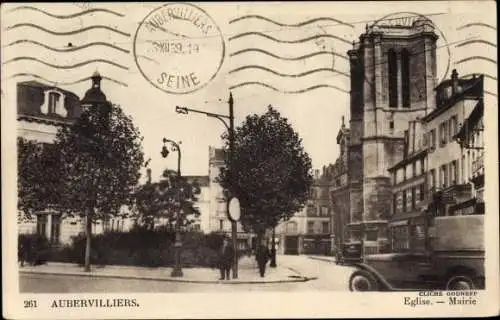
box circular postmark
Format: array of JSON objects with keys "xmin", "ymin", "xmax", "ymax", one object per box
[
  {"xmin": 360, "ymin": 12, "xmax": 451, "ymax": 100},
  {"xmin": 133, "ymin": 3, "xmax": 225, "ymax": 95},
  {"xmin": 314, "ymin": 25, "xmax": 336, "ymax": 71}
]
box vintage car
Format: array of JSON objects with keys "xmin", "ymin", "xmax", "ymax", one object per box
[
  {"xmin": 336, "ymin": 241, "xmax": 363, "ymax": 265},
  {"xmin": 348, "ymin": 214, "xmax": 484, "ymax": 291}
]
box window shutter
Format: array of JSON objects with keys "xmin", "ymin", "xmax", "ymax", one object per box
[
  {"xmin": 407, "ymin": 190, "xmax": 413, "ymax": 211},
  {"xmin": 415, "ymin": 187, "xmax": 421, "ymax": 205},
  {"xmin": 397, "ymin": 192, "xmax": 403, "ymax": 212}
]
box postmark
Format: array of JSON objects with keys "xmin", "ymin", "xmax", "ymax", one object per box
[{"xmin": 133, "ymin": 3, "xmax": 225, "ymax": 95}]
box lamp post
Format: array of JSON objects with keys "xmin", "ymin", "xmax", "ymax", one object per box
[
  {"xmin": 161, "ymin": 138, "xmax": 183, "ymax": 277},
  {"xmin": 175, "ymin": 93, "xmax": 239, "ymax": 279}
]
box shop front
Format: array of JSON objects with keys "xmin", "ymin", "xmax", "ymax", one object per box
[
  {"xmin": 389, "ymin": 211, "xmax": 427, "ymax": 253},
  {"xmin": 302, "ymin": 234, "xmax": 331, "ymax": 255}
]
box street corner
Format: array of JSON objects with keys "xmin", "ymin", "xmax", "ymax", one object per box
[{"xmin": 18, "ymin": 262, "xmax": 312, "ymax": 285}]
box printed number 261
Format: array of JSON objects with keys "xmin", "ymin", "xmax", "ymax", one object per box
[{"xmin": 24, "ymin": 300, "xmax": 37, "ymax": 308}]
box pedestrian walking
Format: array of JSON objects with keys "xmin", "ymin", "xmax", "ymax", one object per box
[
  {"xmin": 218, "ymin": 237, "xmax": 234, "ymax": 280},
  {"xmin": 255, "ymin": 243, "xmax": 271, "ymax": 277}
]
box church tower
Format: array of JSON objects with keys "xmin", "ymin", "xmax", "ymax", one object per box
[{"xmin": 347, "ymin": 17, "xmax": 438, "ymax": 254}]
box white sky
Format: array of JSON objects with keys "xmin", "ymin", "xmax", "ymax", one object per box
[{"xmin": 2, "ymin": 2, "xmax": 496, "ymax": 182}]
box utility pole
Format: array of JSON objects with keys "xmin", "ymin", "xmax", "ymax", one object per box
[{"xmin": 175, "ymin": 92, "xmax": 239, "ymax": 279}]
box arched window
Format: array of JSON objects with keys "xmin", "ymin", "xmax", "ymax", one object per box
[
  {"xmin": 401, "ymin": 49, "xmax": 411, "ymax": 108},
  {"xmin": 388, "ymin": 49, "xmax": 398, "ymax": 108}
]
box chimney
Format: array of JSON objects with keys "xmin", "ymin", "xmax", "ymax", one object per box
[
  {"xmin": 451, "ymin": 69, "xmax": 459, "ymax": 94},
  {"xmin": 146, "ymin": 168, "xmax": 152, "ymax": 184}
]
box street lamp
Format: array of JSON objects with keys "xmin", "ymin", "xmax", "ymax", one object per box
[
  {"xmin": 175, "ymin": 93, "xmax": 239, "ymax": 279},
  {"xmin": 161, "ymin": 138, "xmax": 183, "ymax": 277}
]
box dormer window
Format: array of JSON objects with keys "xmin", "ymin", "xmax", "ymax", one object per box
[
  {"xmin": 48, "ymin": 92, "xmax": 60, "ymax": 114},
  {"xmin": 41, "ymin": 89, "xmax": 67, "ymax": 117}
]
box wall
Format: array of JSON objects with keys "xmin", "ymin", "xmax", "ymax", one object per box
[{"xmin": 426, "ymin": 99, "xmax": 476, "ymax": 188}]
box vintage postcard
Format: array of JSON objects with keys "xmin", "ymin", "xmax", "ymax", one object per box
[{"xmin": 2, "ymin": 1, "xmax": 499, "ymax": 319}]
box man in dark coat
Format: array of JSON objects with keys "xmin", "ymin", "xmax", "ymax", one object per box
[
  {"xmin": 218, "ymin": 237, "xmax": 234, "ymax": 280},
  {"xmin": 255, "ymin": 243, "xmax": 271, "ymax": 277}
]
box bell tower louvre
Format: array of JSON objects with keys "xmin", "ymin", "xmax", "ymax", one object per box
[{"xmin": 346, "ymin": 17, "xmax": 438, "ymax": 254}]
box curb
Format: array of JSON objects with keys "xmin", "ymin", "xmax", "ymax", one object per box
[
  {"xmin": 308, "ymin": 256, "xmax": 337, "ymax": 263},
  {"xmin": 20, "ymin": 269, "xmax": 313, "ymax": 285}
]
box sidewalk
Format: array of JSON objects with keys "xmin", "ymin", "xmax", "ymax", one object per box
[
  {"xmin": 307, "ymin": 255, "xmax": 337, "ymax": 263},
  {"xmin": 19, "ymin": 256, "xmax": 311, "ymax": 284}
]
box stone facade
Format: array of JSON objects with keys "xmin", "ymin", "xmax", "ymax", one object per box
[
  {"xmin": 345, "ymin": 18, "xmax": 439, "ymax": 254},
  {"xmin": 330, "ymin": 117, "xmax": 350, "ymax": 252},
  {"xmin": 276, "ymin": 169, "xmax": 334, "ymax": 255},
  {"xmin": 207, "ymin": 146, "xmax": 253, "ymax": 250}
]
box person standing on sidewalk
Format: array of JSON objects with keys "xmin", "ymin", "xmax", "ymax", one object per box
[
  {"xmin": 218, "ymin": 237, "xmax": 234, "ymax": 280},
  {"xmin": 255, "ymin": 243, "xmax": 270, "ymax": 277}
]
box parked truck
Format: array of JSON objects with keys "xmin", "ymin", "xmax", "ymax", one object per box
[{"xmin": 348, "ymin": 213, "xmax": 485, "ymax": 291}]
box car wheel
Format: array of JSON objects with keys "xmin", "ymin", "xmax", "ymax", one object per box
[
  {"xmin": 446, "ymin": 275, "xmax": 476, "ymax": 290},
  {"xmin": 349, "ymin": 270, "xmax": 379, "ymax": 291}
]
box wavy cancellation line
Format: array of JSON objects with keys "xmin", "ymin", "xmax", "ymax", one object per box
[
  {"xmin": 6, "ymin": 23, "xmax": 130, "ymax": 37},
  {"xmin": 229, "ymin": 32, "xmax": 352, "ymax": 45},
  {"xmin": 455, "ymin": 56, "xmax": 496, "ymax": 65},
  {"xmin": 4, "ymin": 40, "xmax": 130, "ymax": 54},
  {"xmin": 8, "ymin": 73, "xmax": 128, "ymax": 87},
  {"xmin": 457, "ymin": 22, "xmax": 496, "ymax": 31},
  {"xmin": 3, "ymin": 57, "xmax": 129, "ymax": 70},
  {"xmin": 229, "ymin": 15, "xmax": 355, "ymax": 28},
  {"xmin": 230, "ymin": 48, "xmax": 348, "ymax": 61},
  {"xmin": 229, "ymin": 65, "xmax": 349, "ymax": 78},
  {"xmin": 230, "ymin": 82, "xmax": 349, "ymax": 94},
  {"xmin": 455, "ymin": 39, "xmax": 497, "ymax": 49},
  {"xmin": 7, "ymin": 6, "xmax": 125, "ymax": 18}
]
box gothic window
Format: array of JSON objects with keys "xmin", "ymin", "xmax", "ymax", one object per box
[
  {"xmin": 388, "ymin": 49, "xmax": 398, "ymax": 108},
  {"xmin": 401, "ymin": 49, "xmax": 411, "ymax": 108}
]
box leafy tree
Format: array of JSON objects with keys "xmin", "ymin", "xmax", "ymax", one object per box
[
  {"xmin": 17, "ymin": 137, "xmax": 66, "ymax": 222},
  {"xmin": 218, "ymin": 105, "xmax": 313, "ymax": 240},
  {"xmin": 133, "ymin": 169, "xmax": 201, "ymax": 230},
  {"xmin": 54, "ymin": 103, "xmax": 144, "ymax": 271}
]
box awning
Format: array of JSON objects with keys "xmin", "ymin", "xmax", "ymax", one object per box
[
  {"xmin": 389, "ymin": 220, "xmax": 408, "ymax": 227},
  {"xmin": 390, "ymin": 211, "xmax": 424, "ymax": 222}
]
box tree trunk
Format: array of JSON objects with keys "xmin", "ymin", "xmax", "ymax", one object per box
[
  {"xmin": 84, "ymin": 213, "xmax": 92, "ymax": 272},
  {"xmin": 270, "ymin": 226, "xmax": 277, "ymax": 267}
]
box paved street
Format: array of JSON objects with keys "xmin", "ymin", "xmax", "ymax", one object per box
[{"xmin": 20, "ymin": 255, "xmax": 356, "ymax": 293}]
